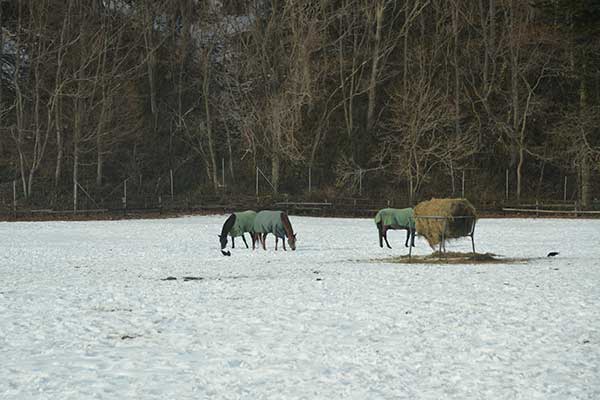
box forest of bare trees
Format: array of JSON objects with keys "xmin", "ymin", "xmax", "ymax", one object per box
[{"xmin": 1, "ymin": 0, "xmax": 599, "ymax": 210}]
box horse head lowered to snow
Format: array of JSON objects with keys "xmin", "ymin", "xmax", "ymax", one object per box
[
  {"xmin": 252, "ymin": 210, "xmax": 296, "ymax": 251},
  {"xmin": 219, "ymin": 210, "xmax": 257, "ymax": 254},
  {"xmin": 375, "ymin": 207, "xmax": 415, "ymax": 249}
]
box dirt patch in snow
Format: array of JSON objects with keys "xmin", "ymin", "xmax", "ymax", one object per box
[{"xmin": 378, "ymin": 251, "xmax": 530, "ymax": 265}]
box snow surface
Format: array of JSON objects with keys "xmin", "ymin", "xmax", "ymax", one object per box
[{"xmin": 1, "ymin": 215, "xmax": 599, "ymax": 399}]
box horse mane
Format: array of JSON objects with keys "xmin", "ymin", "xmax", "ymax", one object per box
[
  {"xmin": 280, "ymin": 212, "xmax": 294, "ymax": 238},
  {"xmin": 220, "ymin": 214, "xmax": 236, "ymax": 237}
]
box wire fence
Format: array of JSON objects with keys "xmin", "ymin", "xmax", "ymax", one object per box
[{"xmin": 0, "ymin": 166, "xmax": 598, "ymax": 219}]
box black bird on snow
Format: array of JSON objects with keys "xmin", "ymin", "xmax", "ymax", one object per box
[{"xmin": 547, "ymin": 252, "xmax": 559, "ymax": 257}]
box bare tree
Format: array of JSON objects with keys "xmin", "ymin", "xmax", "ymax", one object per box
[
  {"xmin": 376, "ymin": 67, "xmax": 476, "ymax": 202},
  {"xmin": 550, "ymin": 106, "xmax": 600, "ymax": 207},
  {"xmin": 499, "ymin": 2, "xmax": 555, "ymax": 200},
  {"xmin": 335, "ymin": 0, "xmax": 429, "ymax": 166}
]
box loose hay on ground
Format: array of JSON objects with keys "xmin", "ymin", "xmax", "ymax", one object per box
[
  {"xmin": 414, "ymin": 198, "xmax": 477, "ymax": 248},
  {"xmin": 375, "ymin": 252, "xmax": 528, "ymax": 265}
]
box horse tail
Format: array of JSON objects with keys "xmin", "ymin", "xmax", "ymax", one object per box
[{"xmin": 376, "ymin": 221, "xmax": 384, "ymax": 247}]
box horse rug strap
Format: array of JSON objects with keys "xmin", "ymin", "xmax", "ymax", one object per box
[
  {"xmin": 375, "ymin": 208, "xmax": 415, "ymax": 229},
  {"xmin": 253, "ymin": 210, "xmax": 287, "ymax": 239},
  {"xmin": 230, "ymin": 210, "xmax": 257, "ymax": 237}
]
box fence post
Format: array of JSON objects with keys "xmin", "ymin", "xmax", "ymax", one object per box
[
  {"xmin": 222, "ymin": 157, "xmax": 225, "ymax": 187},
  {"xmin": 13, "ymin": 180, "xmax": 16, "ymax": 218},
  {"xmin": 505, "ymin": 169, "xmax": 509, "ymax": 201},
  {"xmin": 358, "ymin": 169, "xmax": 362, "ymax": 196},
  {"xmin": 123, "ymin": 179, "xmax": 128, "ymax": 215},
  {"xmin": 73, "ymin": 177, "xmax": 78, "ymax": 212},
  {"xmin": 170, "ymin": 169, "xmax": 174, "ymax": 200}
]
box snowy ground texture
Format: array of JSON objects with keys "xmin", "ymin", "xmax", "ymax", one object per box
[{"xmin": 1, "ymin": 215, "xmax": 599, "ymax": 399}]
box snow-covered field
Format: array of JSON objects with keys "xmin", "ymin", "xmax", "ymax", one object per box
[{"xmin": 1, "ymin": 215, "xmax": 599, "ymax": 399}]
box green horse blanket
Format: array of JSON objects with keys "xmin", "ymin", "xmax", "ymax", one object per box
[
  {"xmin": 374, "ymin": 208, "xmax": 415, "ymax": 229},
  {"xmin": 230, "ymin": 210, "xmax": 257, "ymax": 237},
  {"xmin": 253, "ymin": 210, "xmax": 287, "ymax": 239}
]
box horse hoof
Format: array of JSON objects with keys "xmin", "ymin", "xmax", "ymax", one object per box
[{"xmin": 221, "ymin": 250, "xmax": 231, "ymax": 256}]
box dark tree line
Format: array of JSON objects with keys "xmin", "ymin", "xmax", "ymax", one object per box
[{"xmin": 0, "ymin": 0, "xmax": 599, "ymax": 209}]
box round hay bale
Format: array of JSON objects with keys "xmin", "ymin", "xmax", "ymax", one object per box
[{"xmin": 414, "ymin": 198, "xmax": 477, "ymax": 248}]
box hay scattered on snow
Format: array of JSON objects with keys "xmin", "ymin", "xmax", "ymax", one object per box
[
  {"xmin": 414, "ymin": 198, "xmax": 477, "ymax": 248},
  {"xmin": 378, "ymin": 252, "xmax": 528, "ymax": 265}
]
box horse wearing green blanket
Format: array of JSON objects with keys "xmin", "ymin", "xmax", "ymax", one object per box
[
  {"xmin": 375, "ymin": 208, "xmax": 415, "ymax": 249},
  {"xmin": 219, "ymin": 211, "xmax": 256, "ymax": 254},
  {"xmin": 252, "ymin": 210, "xmax": 296, "ymax": 251}
]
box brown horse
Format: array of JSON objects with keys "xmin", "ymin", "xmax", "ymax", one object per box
[{"xmin": 252, "ymin": 210, "xmax": 297, "ymax": 251}]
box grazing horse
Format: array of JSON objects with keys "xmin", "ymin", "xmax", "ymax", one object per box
[
  {"xmin": 219, "ymin": 210, "xmax": 257, "ymax": 253},
  {"xmin": 252, "ymin": 210, "xmax": 297, "ymax": 251},
  {"xmin": 375, "ymin": 208, "xmax": 415, "ymax": 249}
]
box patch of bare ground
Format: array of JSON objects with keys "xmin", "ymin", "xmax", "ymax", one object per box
[{"xmin": 377, "ymin": 251, "xmax": 530, "ymax": 265}]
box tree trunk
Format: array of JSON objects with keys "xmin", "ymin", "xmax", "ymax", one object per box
[
  {"xmin": 452, "ymin": 1, "xmax": 461, "ymax": 135},
  {"xmin": 510, "ymin": 1, "xmax": 521, "ymax": 199},
  {"xmin": 54, "ymin": 97, "xmax": 63, "ymax": 196},
  {"xmin": 579, "ymin": 67, "xmax": 590, "ymax": 208},
  {"xmin": 516, "ymin": 145, "xmax": 524, "ymax": 200},
  {"xmin": 96, "ymin": 46, "xmax": 109, "ymax": 188},
  {"xmin": 13, "ymin": 5, "xmax": 27, "ymax": 199},
  {"xmin": 27, "ymin": 28, "xmax": 46, "ymax": 198},
  {"xmin": 54, "ymin": 0, "xmax": 71, "ymax": 201},
  {"xmin": 96, "ymin": 133, "xmax": 104, "ymax": 187},
  {"xmin": 225, "ymin": 124, "xmax": 235, "ymax": 183},
  {"xmin": 143, "ymin": 4, "xmax": 158, "ymax": 130},
  {"xmin": 202, "ymin": 67, "xmax": 219, "ymax": 191},
  {"xmin": 580, "ymin": 153, "xmax": 590, "ymax": 208},
  {"xmin": 73, "ymin": 1, "xmax": 85, "ymax": 212},
  {"xmin": 73, "ymin": 140, "xmax": 79, "ymax": 211},
  {"xmin": 0, "ymin": 3, "xmax": 3, "ymax": 137},
  {"xmin": 366, "ymin": 1, "xmax": 383, "ymax": 133},
  {"xmin": 271, "ymin": 151, "xmax": 280, "ymax": 195},
  {"xmin": 402, "ymin": 15, "xmax": 409, "ymax": 103}
]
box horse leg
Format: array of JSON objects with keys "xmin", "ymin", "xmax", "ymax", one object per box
[
  {"xmin": 262, "ymin": 233, "xmax": 267, "ymax": 250},
  {"xmin": 404, "ymin": 229, "xmax": 409, "ymax": 247},
  {"xmin": 282, "ymin": 237, "xmax": 287, "ymax": 251},
  {"xmin": 410, "ymin": 228, "xmax": 416, "ymax": 247},
  {"xmin": 252, "ymin": 233, "xmax": 257, "ymax": 250},
  {"xmin": 232, "ymin": 236, "xmax": 235, "ymax": 249},
  {"xmin": 383, "ymin": 227, "xmax": 392, "ymax": 249},
  {"xmin": 275, "ymin": 236, "xmax": 278, "ymax": 251},
  {"xmin": 242, "ymin": 234, "xmax": 249, "ymax": 248}
]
